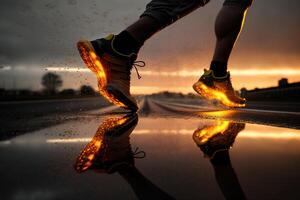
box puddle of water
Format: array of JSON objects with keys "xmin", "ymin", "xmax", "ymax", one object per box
[{"xmin": 1, "ymin": 115, "xmax": 300, "ymax": 200}]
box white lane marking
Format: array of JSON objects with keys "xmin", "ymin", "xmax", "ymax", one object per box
[
  {"xmin": 237, "ymin": 108, "xmax": 300, "ymax": 116},
  {"xmin": 154, "ymin": 99, "xmax": 300, "ymax": 116}
]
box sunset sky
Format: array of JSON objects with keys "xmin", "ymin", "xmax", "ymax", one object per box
[{"xmin": 0, "ymin": 0, "xmax": 299, "ymax": 94}]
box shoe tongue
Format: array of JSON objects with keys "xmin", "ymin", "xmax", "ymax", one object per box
[
  {"xmin": 110, "ymin": 35, "xmax": 138, "ymax": 60},
  {"xmin": 104, "ymin": 34, "xmax": 114, "ymax": 41},
  {"xmin": 130, "ymin": 54, "xmax": 137, "ymax": 62},
  {"xmin": 203, "ymin": 69, "xmax": 211, "ymax": 75}
]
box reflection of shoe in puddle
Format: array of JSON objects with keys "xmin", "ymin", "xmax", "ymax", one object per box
[
  {"xmin": 74, "ymin": 113, "xmax": 144, "ymax": 173},
  {"xmin": 74, "ymin": 114, "xmax": 175, "ymax": 200},
  {"xmin": 193, "ymin": 121, "xmax": 245, "ymax": 158}
]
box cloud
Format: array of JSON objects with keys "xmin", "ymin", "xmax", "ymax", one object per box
[
  {"xmin": 0, "ymin": 0, "xmax": 147, "ymax": 67},
  {"xmin": 0, "ymin": 0, "xmax": 299, "ymax": 68}
]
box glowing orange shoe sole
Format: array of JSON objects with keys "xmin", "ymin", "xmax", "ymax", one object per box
[
  {"xmin": 193, "ymin": 82, "xmax": 246, "ymax": 108},
  {"xmin": 77, "ymin": 40, "xmax": 137, "ymax": 111}
]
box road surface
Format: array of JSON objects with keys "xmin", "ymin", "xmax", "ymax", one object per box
[{"xmin": 1, "ymin": 97, "xmax": 300, "ymax": 200}]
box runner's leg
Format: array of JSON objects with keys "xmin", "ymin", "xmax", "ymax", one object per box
[
  {"xmin": 210, "ymin": 0, "xmax": 253, "ymax": 77},
  {"xmin": 114, "ymin": 0, "xmax": 211, "ymax": 55}
]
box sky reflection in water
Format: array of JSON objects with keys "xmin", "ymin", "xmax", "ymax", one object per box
[{"xmin": 1, "ymin": 115, "xmax": 300, "ymax": 199}]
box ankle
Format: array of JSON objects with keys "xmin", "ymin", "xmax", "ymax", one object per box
[
  {"xmin": 209, "ymin": 60, "xmax": 228, "ymax": 77},
  {"xmin": 113, "ymin": 31, "xmax": 142, "ymax": 55}
]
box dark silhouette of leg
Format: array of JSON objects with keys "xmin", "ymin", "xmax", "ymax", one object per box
[
  {"xmin": 119, "ymin": 166, "xmax": 175, "ymax": 200},
  {"xmin": 125, "ymin": 16, "xmax": 161, "ymax": 45},
  {"xmin": 193, "ymin": 121, "xmax": 247, "ymax": 199},
  {"xmin": 115, "ymin": 0, "xmax": 208, "ymax": 54},
  {"xmin": 212, "ymin": 4, "xmax": 251, "ymax": 65},
  {"xmin": 211, "ymin": 150, "xmax": 247, "ymax": 200}
]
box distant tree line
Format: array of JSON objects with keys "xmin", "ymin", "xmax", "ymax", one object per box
[{"xmin": 0, "ymin": 72, "xmax": 98, "ymax": 101}]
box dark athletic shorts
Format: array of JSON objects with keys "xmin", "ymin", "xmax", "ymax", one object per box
[{"xmin": 141, "ymin": 0, "xmax": 253, "ymax": 28}]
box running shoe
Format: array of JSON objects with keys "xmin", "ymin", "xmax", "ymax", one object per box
[
  {"xmin": 77, "ymin": 34, "xmax": 144, "ymax": 111},
  {"xmin": 193, "ymin": 69, "xmax": 246, "ymax": 108}
]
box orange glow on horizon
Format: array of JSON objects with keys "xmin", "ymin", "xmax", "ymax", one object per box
[
  {"xmin": 45, "ymin": 67, "xmax": 300, "ymax": 77},
  {"xmin": 45, "ymin": 66, "xmax": 300, "ymax": 94}
]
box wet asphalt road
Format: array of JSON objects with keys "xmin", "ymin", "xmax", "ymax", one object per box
[
  {"xmin": 146, "ymin": 98, "xmax": 300, "ymax": 129},
  {"xmin": 1, "ymin": 97, "xmax": 299, "ymax": 141},
  {"xmin": 1, "ymin": 97, "xmax": 300, "ymax": 200},
  {"xmin": 0, "ymin": 97, "xmax": 110, "ymax": 140}
]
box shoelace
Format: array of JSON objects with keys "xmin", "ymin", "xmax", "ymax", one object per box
[
  {"xmin": 132, "ymin": 147, "xmax": 146, "ymax": 159},
  {"xmin": 132, "ymin": 61, "xmax": 146, "ymax": 79}
]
